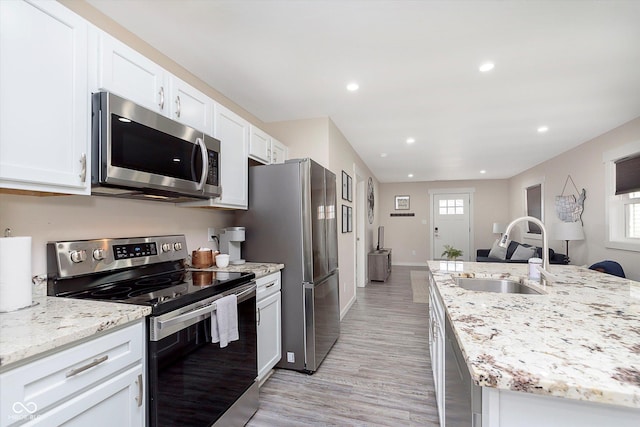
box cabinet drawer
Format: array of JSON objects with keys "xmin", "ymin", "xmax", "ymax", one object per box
[
  {"xmin": 256, "ymin": 272, "xmax": 281, "ymax": 301},
  {"xmin": 0, "ymin": 321, "xmax": 144, "ymax": 424}
]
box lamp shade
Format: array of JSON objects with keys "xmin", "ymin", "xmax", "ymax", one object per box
[
  {"xmin": 492, "ymin": 222, "xmax": 505, "ymax": 234},
  {"xmin": 554, "ymin": 222, "xmax": 585, "ymax": 241}
]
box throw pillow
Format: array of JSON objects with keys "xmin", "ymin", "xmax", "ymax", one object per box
[
  {"xmin": 511, "ymin": 244, "xmax": 537, "ymax": 261},
  {"xmin": 488, "ymin": 239, "xmax": 508, "ymax": 260}
]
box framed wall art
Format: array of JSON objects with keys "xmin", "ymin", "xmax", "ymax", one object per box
[
  {"xmin": 342, "ymin": 204, "xmax": 349, "ymax": 233},
  {"xmin": 395, "ymin": 195, "xmax": 410, "ymax": 210},
  {"xmin": 342, "ymin": 171, "xmax": 351, "ymax": 201}
]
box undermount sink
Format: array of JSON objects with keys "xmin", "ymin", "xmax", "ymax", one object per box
[{"xmin": 454, "ymin": 277, "xmax": 543, "ymax": 295}]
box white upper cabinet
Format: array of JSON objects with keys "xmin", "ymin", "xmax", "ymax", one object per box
[
  {"xmin": 96, "ymin": 32, "xmax": 168, "ymax": 114},
  {"xmin": 96, "ymin": 31, "xmax": 212, "ymax": 134},
  {"xmin": 168, "ymin": 77, "xmax": 213, "ymax": 135},
  {"xmin": 0, "ymin": 0, "xmax": 90, "ymax": 195},
  {"xmin": 180, "ymin": 103, "xmax": 249, "ymax": 209},
  {"xmin": 271, "ymin": 138, "xmax": 288, "ymax": 164},
  {"xmin": 249, "ymin": 126, "xmax": 271, "ymax": 164}
]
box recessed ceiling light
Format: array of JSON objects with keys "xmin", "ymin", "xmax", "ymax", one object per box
[
  {"xmin": 380, "ymin": 153, "xmax": 388, "ymax": 158},
  {"xmin": 346, "ymin": 82, "xmax": 359, "ymax": 92},
  {"xmin": 480, "ymin": 170, "xmax": 487, "ymax": 174},
  {"xmin": 408, "ymin": 173, "xmax": 414, "ymax": 178},
  {"xmin": 118, "ymin": 117, "xmax": 132, "ymax": 123},
  {"xmin": 537, "ymin": 126, "xmax": 549, "ymax": 133},
  {"xmin": 479, "ymin": 62, "xmax": 495, "ymax": 72},
  {"xmin": 406, "ymin": 138, "xmax": 416, "ymax": 144}
]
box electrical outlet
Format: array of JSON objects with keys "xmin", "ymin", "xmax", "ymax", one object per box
[
  {"xmin": 412, "ymin": 250, "xmax": 416, "ymax": 255},
  {"xmin": 207, "ymin": 227, "xmax": 216, "ymax": 242},
  {"xmin": 287, "ymin": 352, "xmax": 295, "ymax": 363}
]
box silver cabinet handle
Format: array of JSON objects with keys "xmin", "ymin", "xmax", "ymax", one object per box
[
  {"xmin": 66, "ymin": 355, "xmax": 108, "ymax": 378},
  {"xmin": 135, "ymin": 374, "xmax": 143, "ymax": 407},
  {"xmin": 159, "ymin": 86, "xmax": 165, "ymax": 110},
  {"xmin": 265, "ymin": 282, "xmax": 276, "ymax": 288},
  {"xmin": 79, "ymin": 153, "xmax": 87, "ymax": 182},
  {"xmin": 175, "ymin": 95, "xmax": 181, "ymax": 118},
  {"xmin": 257, "ymin": 307, "xmax": 261, "ymax": 326}
]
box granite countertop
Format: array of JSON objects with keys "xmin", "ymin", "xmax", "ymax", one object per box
[
  {"xmin": 188, "ymin": 261, "xmax": 284, "ymax": 279},
  {"xmin": 1, "ymin": 262, "xmax": 281, "ymax": 371},
  {"xmin": 427, "ymin": 261, "xmax": 640, "ymax": 409},
  {"xmin": 0, "ymin": 296, "xmax": 150, "ymax": 370}
]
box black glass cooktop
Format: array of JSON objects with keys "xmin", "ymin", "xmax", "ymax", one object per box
[{"xmin": 56, "ymin": 268, "xmax": 254, "ymax": 315}]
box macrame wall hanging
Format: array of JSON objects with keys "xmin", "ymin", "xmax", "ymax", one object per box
[{"xmin": 555, "ymin": 175, "xmax": 586, "ymax": 223}]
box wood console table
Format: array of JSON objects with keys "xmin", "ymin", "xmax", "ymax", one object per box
[{"xmin": 368, "ymin": 249, "xmax": 392, "ymax": 282}]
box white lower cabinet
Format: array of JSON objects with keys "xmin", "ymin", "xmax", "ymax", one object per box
[
  {"xmin": 428, "ymin": 270, "xmax": 445, "ymax": 426},
  {"xmin": 0, "ymin": 321, "xmax": 145, "ymax": 427},
  {"xmin": 0, "ymin": 0, "xmax": 90, "ymax": 195},
  {"xmin": 256, "ymin": 272, "xmax": 282, "ymax": 384}
]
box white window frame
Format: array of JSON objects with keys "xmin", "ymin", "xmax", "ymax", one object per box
[
  {"xmin": 604, "ymin": 141, "xmax": 640, "ymax": 252},
  {"xmin": 522, "ymin": 177, "xmax": 545, "ymax": 240}
]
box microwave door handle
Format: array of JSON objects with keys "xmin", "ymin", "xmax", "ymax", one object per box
[{"xmin": 195, "ymin": 137, "xmax": 208, "ymax": 191}]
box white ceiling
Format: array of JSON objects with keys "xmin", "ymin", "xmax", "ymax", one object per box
[{"xmin": 87, "ymin": 0, "xmax": 640, "ymax": 183}]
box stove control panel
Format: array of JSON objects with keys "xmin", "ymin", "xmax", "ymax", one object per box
[
  {"xmin": 114, "ymin": 242, "xmax": 157, "ymax": 260},
  {"xmin": 48, "ymin": 235, "xmax": 188, "ymax": 279}
]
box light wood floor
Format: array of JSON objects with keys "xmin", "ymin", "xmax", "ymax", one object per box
[{"xmin": 247, "ymin": 266, "xmax": 439, "ymax": 426}]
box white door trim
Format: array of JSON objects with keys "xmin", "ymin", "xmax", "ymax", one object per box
[
  {"xmin": 354, "ymin": 164, "xmax": 366, "ymax": 287},
  {"xmin": 428, "ymin": 188, "xmax": 475, "ymax": 260}
]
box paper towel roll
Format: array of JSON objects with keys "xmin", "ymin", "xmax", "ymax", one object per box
[{"xmin": 0, "ymin": 236, "xmax": 33, "ymax": 312}]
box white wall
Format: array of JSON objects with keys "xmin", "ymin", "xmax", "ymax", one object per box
[
  {"xmin": 0, "ymin": 194, "xmax": 234, "ymax": 277},
  {"xmin": 509, "ymin": 117, "xmax": 640, "ymax": 281}
]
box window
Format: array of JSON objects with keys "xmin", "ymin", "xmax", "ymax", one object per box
[
  {"xmin": 439, "ymin": 199, "xmax": 464, "ymax": 215},
  {"xmin": 604, "ymin": 142, "xmax": 640, "ymax": 252},
  {"xmin": 626, "ymin": 192, "xmax": 640, "ymax": 239}
]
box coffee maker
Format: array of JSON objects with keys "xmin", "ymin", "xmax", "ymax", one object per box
[{"xmin": 219, "ymin": 227, "xmax": 245, "ymax": 265}]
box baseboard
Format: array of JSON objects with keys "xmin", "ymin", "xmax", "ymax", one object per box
[{"xmin": 340, "ymin": 293, "xmax": 356, "ymax": 320}]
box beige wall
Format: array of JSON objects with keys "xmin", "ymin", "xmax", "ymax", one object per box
[
  {"xmin": 509, "ymin": 117, "xmax": 640, "ymax": 281},
  {"xmin": 264, "ymin": 118, "xmax": 330, "ymax": 167},
  {"xmin": 0, "ymin": 194, "xmax": 235, "ymax": 277},
  {"xmin": 379, "ymin": 180, "xmax": 510, "ymax": 265}
]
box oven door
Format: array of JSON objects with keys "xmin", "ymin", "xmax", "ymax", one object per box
[
  {"xmin": 93, "ymin": 91, "xmax": 221, "ymax": 198},
  {"xmin": 148, "ymin": 284, "xmax": 257, "ymax": 427}
]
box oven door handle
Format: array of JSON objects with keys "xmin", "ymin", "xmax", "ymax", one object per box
[{"xmin": 157, "ymin": 284, "xmax": 255, "ymax": 331}]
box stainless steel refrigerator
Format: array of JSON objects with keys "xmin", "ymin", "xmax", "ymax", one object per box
[{"xmin": 238, "ymin": 158, "xmax": 340, "ymax": 373}]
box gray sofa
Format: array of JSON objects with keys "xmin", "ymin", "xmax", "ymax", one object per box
[{"xmin": 476, "ymin": 240, "xmax": 568, "ymax": 264}]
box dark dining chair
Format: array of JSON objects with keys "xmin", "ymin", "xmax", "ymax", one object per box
[{"xmin": 588, "ymin": 260, "xmax": 626, "ymax": 278}]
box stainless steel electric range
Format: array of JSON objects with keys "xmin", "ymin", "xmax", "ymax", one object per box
[{"xmin": 47, "ymin": 235, "xmax": 258, "ymax": 427}]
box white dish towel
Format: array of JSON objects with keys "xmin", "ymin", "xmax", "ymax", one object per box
[{"xmin": 211, "ymin": 294, "xmax": 238, "ymax": 348}]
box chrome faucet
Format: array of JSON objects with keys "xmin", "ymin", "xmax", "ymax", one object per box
[{"xmin": 499, "ymin": 216, "xmax": 549, "ymax": 271}]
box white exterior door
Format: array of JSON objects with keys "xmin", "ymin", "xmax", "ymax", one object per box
[{"xmin": 432, "ymin": 193, "xmax": 471, "ymax": 261}]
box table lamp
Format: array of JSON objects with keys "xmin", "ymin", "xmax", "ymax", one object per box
[{"xmin": 554, "ymin": 222, "xmax": 584, "ymax": 263}]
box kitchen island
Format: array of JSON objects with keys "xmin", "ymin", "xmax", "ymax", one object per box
[{"xmin": 428, "ymin": 261, "xmax": 639, "ymax": 426}]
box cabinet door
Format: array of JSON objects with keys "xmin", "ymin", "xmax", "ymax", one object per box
[
  {"xmin": 271, "ymin": 138, "xmax": 288, "ymax": 164},
  {"xmin": 0, "ymin": 0, "xmax": 89, "ymax": 194},
  {"xmin": 257, "ymin": 291, "xmax": 282, "ymax": 383},
  {"xmin": 24, "ymin": 366, "xmax": 144, "ymax": 427},
  {"xmin": 168, "ymin": 77, "xmax": 213, "ymax": 135},
  {"xmin": 179, "ymin": 103, "xmax": 249, "ymax": 209},
  {"xmin": 249, "ymin": 126, "xmax": 271, "ymax": 164},
  {"xmin": 97, "ymin": 31, "xmax": 167, "ymax": 114}
]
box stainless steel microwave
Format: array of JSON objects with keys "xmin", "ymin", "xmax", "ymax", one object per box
[{"xmin": 91, "ymin": 92, "xmax": 221, "ymax": 202}]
